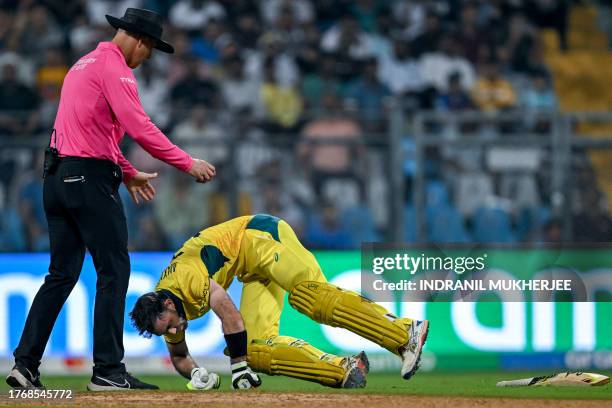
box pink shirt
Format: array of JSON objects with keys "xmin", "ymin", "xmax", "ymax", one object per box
[{"xmin": 52, "ymin": 42, "xmax": 193, "ymax": 181}]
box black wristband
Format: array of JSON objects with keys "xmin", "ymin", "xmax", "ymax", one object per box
[{"xmin": 224, "ymin": 330, "xmax": 247, "ymax": 359}]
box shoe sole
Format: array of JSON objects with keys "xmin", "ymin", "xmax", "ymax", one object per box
[
  {"xmin": 342, "ymin": 366, "xmax": 367, "ymax": 389},
  {"xmin": 342, "ymin": 352, "xmax": 369, "ymax": 389},
  {"xmin": 87, "ymin": 381, "xmax": 159, "ymax": 391},
  {"xmin": 402, "ymin": 320, "xmax": 429, "ymax": 380},
  {"xmin": 6, "ymin": 369, "xmax": 42, "ymax": 390},
  {"xmin": 87, "ymin": 382, "xmax": 131, "ymax": 391}
]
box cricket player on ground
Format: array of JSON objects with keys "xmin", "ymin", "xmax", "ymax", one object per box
[{"xmin": 130, "ymin": 214, "xmax": 429, "ymax": 390}]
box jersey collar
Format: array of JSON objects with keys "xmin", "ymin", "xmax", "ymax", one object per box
[{"xmin": 158, "ymin": 289, "xmax": 187, "ymax": 319}]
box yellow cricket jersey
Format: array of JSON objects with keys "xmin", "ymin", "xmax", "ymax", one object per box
[{"xmin": 155, "ymin": 214, "xmax": 281, "ymax": 343}]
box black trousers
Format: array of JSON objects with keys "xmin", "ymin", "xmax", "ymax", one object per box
[{"xmin": 14, "ymin": 157, "xmax": 130, "ymax": 377}]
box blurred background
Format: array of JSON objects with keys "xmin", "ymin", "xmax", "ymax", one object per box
[{"xmin": 0, "ymin": 0, "xmax": 611, "ymax": 375}]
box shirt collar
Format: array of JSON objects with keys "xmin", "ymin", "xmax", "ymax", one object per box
[{"xmin": 97, "ymin": 41, "xmax": 127, "ymax": 62}]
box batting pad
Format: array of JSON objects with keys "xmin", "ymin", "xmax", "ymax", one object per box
[
  {"xmin": 247, "ymin": 336, "xmax": 347, "ymax": 387},
  {"xmin": 289, "ymin": 281, "xmax": 411, "ymax": 354}
]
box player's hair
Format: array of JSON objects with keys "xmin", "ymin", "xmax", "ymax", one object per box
[{"xmin": 129, "ymin": 292, "xmax": 166, "ymax": 338}]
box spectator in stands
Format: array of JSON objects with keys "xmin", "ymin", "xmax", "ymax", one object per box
[
  {"xmin": 0, "ymin": 206, "xmax": 27, "ymax": 250},
  {"xmin": 69, "ymin": 14, "xmax": 103, "ymax": 56},
  {"xmin": 136, "ymin": 61, "xmax": 170, "ymax": 129},
  {"xmin": 320, "ymin": 14, "xmax": 374, "ymax": 82},
  {"xmin": 306, "ymin": 200, "xmax": 353, "ymax": 249},
  {"xmin": 36, "ymin": 48, "xmax": 68, "ymax": 130},
  {"xmin": 36, "ymin": 49, "xmax": 68, "ymax": 95},
  {"xmin": 232, "ymin": 13, "xmax": 262, "ymax": 50},
  {"xmin": 0, "ymin": 8, "xmax": 12, "ymax": 47},
  {"xmin": 521, "ymin": 71, "xmax": 557, "ymax": 132},
  {"xmin": 420, "ymin": 36, "xmax": 476, "ymax": 92},
  {"xmin": 321, "ymin": 13, "xmax": 373, "ymax": 58},
  {"xmin": 378, "ymin": 39, "xmax": 432, "ymax": 108},
  {"xmin": 0, "ymin": 62, "xmax": 39, "ymax": 137},
  {"xmin": 409, "ymin": 10, "xmax": 442, "ymax": 57},
  {"xmin": 170, "ymin": 57, "xmax": 220, "ymax": 119},
  {"xmin": 9, "ymin": 5, "xmax": 64, "ymax": 58},
  {"xmin": 343, "ymin": 57, "xmax": 392, "ymax": 131},
  {"xmin": 392, "ymin": 0, "xmax": 426, "ymax": 39},
  {"xmin": 472, "ymin": 60, "xmax": 517, "ymax": 112},
  {"xmin": 573, "ymin": 188, "xmax": 612, "ymax": 242},
  {"xmin": 258, "ymin": 57, "xmax": 303, "ymax": 135},
  {"xmin": 525, "ymin": 0, "xmax": 569, "ymax": 51},
  {"xmin": 154, "ymin": 172, "xmax": 211, "ymax": 248},
  {"xmin": 220, "ymin": 55, "xmax": 261, "ymax": 116},
  {"xmin": 455, "ymin": 1, "xmax": 488, "ymax": 64},
  {"xmin": 368, "ymin": 9, "xmax": 393, "ymax": 59},
  {"xmin": 349, "ymin": 0, "xmax": 388, "ymax": 33},
  {"xmin": 16, "ymin": 152, "xmax": 47, "ymax": 251},
  {"xmin": 504, "ymin": 13, "xmax": 540, "ymax": 73},
  {"xmin": 295, "ymin": 23, "xmax": 323, "ymax": 75},
  {"xmin": 298, "ymin": 92, "xmax": 364, "ymax": 198},
  {"xmin": 268, "ymin": 3, "xmax": 306, "ymax": 52},
  {"xmin": 301, "ymin": 55, "xmax": 343, "ymax": 113},
  {"xmin": 162, "ymin": 32, "xmax": 192, "ymax": 87},
  {"xmin": 542, "ymin": 218, "xmax": 563, "ymax": 242},
  {"xmin": 245, "ymin": 31, "xmax": 299, "ymax": 88},
  {"xmin": 173, "ymin": 105, "xmax": 228, "ymax": 166},
  {"xmin": 169, "ymin": 0, "xmax": 226, "ymax": 32},
  {"xmin": 436, "ymin": 72, "xmax": 475, "ymax": 111},
  {"xmin": 0, "ymin": 37, "xmax": 36, "ymax": 87},
  {"xmin": 252, "ymin": 181, "xmax": 305, "ymax": 238},
  {"xmin": 259, "ymin": 0, "xmax": 315, "ymax": 26},
  {"xmin": 190, "ymin": 19, "xmax": 230, "ymax": 65},
  {"xmin": 129, "ymin": 212, "xmax": 169, "ymax": 251}
]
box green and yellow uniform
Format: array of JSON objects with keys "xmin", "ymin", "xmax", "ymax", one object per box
[{"xmin": 155, "ymin": 214, "xmax": 413, "ymax": 387}]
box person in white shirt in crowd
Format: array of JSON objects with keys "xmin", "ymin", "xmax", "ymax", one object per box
[
  {"xmin": 378, "ymin": 39, "xmax": 425, "ymax": 96},
  {"xmin": 173, "ymin": 105, "xmax": 228, "ymax": 167},
  {"xmin": 135, "ymin": 61, "xmax": 170, "ymax": 129},
  {"xmin": 420, "ymin": 36, "xmax": 475, "ymax": 92},
  {"xmin": 169, "ymin": 0, "xmax": 226, "ymax": 32},
  {"xmin": 320, "ymin": 14, "xmax": 375, "ymax": 60},
  {"xmin": 220, "ymin": 55, "xmax": 262, "ymax": 116},
  {"xmin": 244, "ymin": 31, "xmax": 299, "ymax": 89},
  {"xmin": 260, "ymin": 0, "xmax": 314, "ymax": 26}
]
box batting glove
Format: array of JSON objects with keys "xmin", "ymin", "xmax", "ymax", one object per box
[
  {"xmin": 187, "ymin": 367, "xmax": 221, "ymax": 391},
  {"xmin": 230, "ymin": 361, "xmax": 261, "ymax": 390}
]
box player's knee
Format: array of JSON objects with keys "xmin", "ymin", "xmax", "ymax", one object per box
[{"xmin": 289, "ymin": 281, "xmax": 338, "ymax": 323}]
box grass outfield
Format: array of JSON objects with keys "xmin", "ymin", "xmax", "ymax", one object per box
[{"xmin": 1, "ymin": 372, "xmax": 610, "ymax": 400}]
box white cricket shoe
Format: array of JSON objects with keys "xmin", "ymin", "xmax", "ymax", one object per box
[{"xmin": 400, "ymin": 320, "xmax": 429, "ymax": 380}]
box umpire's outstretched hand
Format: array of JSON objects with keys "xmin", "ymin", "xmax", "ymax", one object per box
[
  {"xmin": 189, "ymin": 158, "xmax": 216, "ymax": 183},
  {"xmin": 125, "ymin": 171, "xmax": 158, "ymax": 204}
]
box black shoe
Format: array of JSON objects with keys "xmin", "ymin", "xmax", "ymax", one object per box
[
  {"xmin": 87, "ymin": 372, "xmax": 159, "ymax": 391},
  {"xmin": 6, "ymin": 365, "xmax": 45, "ymax": 389}
]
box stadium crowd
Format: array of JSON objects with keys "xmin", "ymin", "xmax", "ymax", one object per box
[{"xmin": 1, "ymin": 0, "xmax": 608, "ymax": 252}]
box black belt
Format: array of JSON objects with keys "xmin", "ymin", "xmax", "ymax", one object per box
[{"xmin": 58, "ymin": 156, "xmax": 122, "ymax": 178}]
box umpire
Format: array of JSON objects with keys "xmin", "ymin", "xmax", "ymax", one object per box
[{"xmin": 6, "ymin": 8, "xmax": 215, "ymax": 391}]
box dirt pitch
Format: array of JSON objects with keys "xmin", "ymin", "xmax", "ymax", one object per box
[{"xmin": 2, "ymin": 392, "xmax": 610, "ymax": 408}]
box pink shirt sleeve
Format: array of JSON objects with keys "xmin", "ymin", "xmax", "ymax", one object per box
[
  {"xmin": 116, "ymin": 150, "xmax": 138, "ymax": 183},
  {"xmin": 100, "ymin": 60, "xmax": 193, "ymax": 173}
]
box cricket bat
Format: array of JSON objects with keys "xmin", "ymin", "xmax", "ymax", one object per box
[{"xmin": 496, "ymin": 372, "xmax": 610, "ymax": 387}]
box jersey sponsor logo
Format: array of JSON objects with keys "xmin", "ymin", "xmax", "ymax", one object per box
[
  {"xmin": 70, "ymin": 57, "xmax": 96, "ymax": 71},
  {"xmin": 120, "ymin": 77, "xmax": 136, "ymax": 84},
  {"xmin": 274, "ymin": 253, "xmax": 279, "ymax": 262}
]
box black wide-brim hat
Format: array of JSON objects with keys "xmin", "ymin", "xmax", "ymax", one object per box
[{"xmin": 106, "ymin": 8, "xmax": 174, "ymax": 54}]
